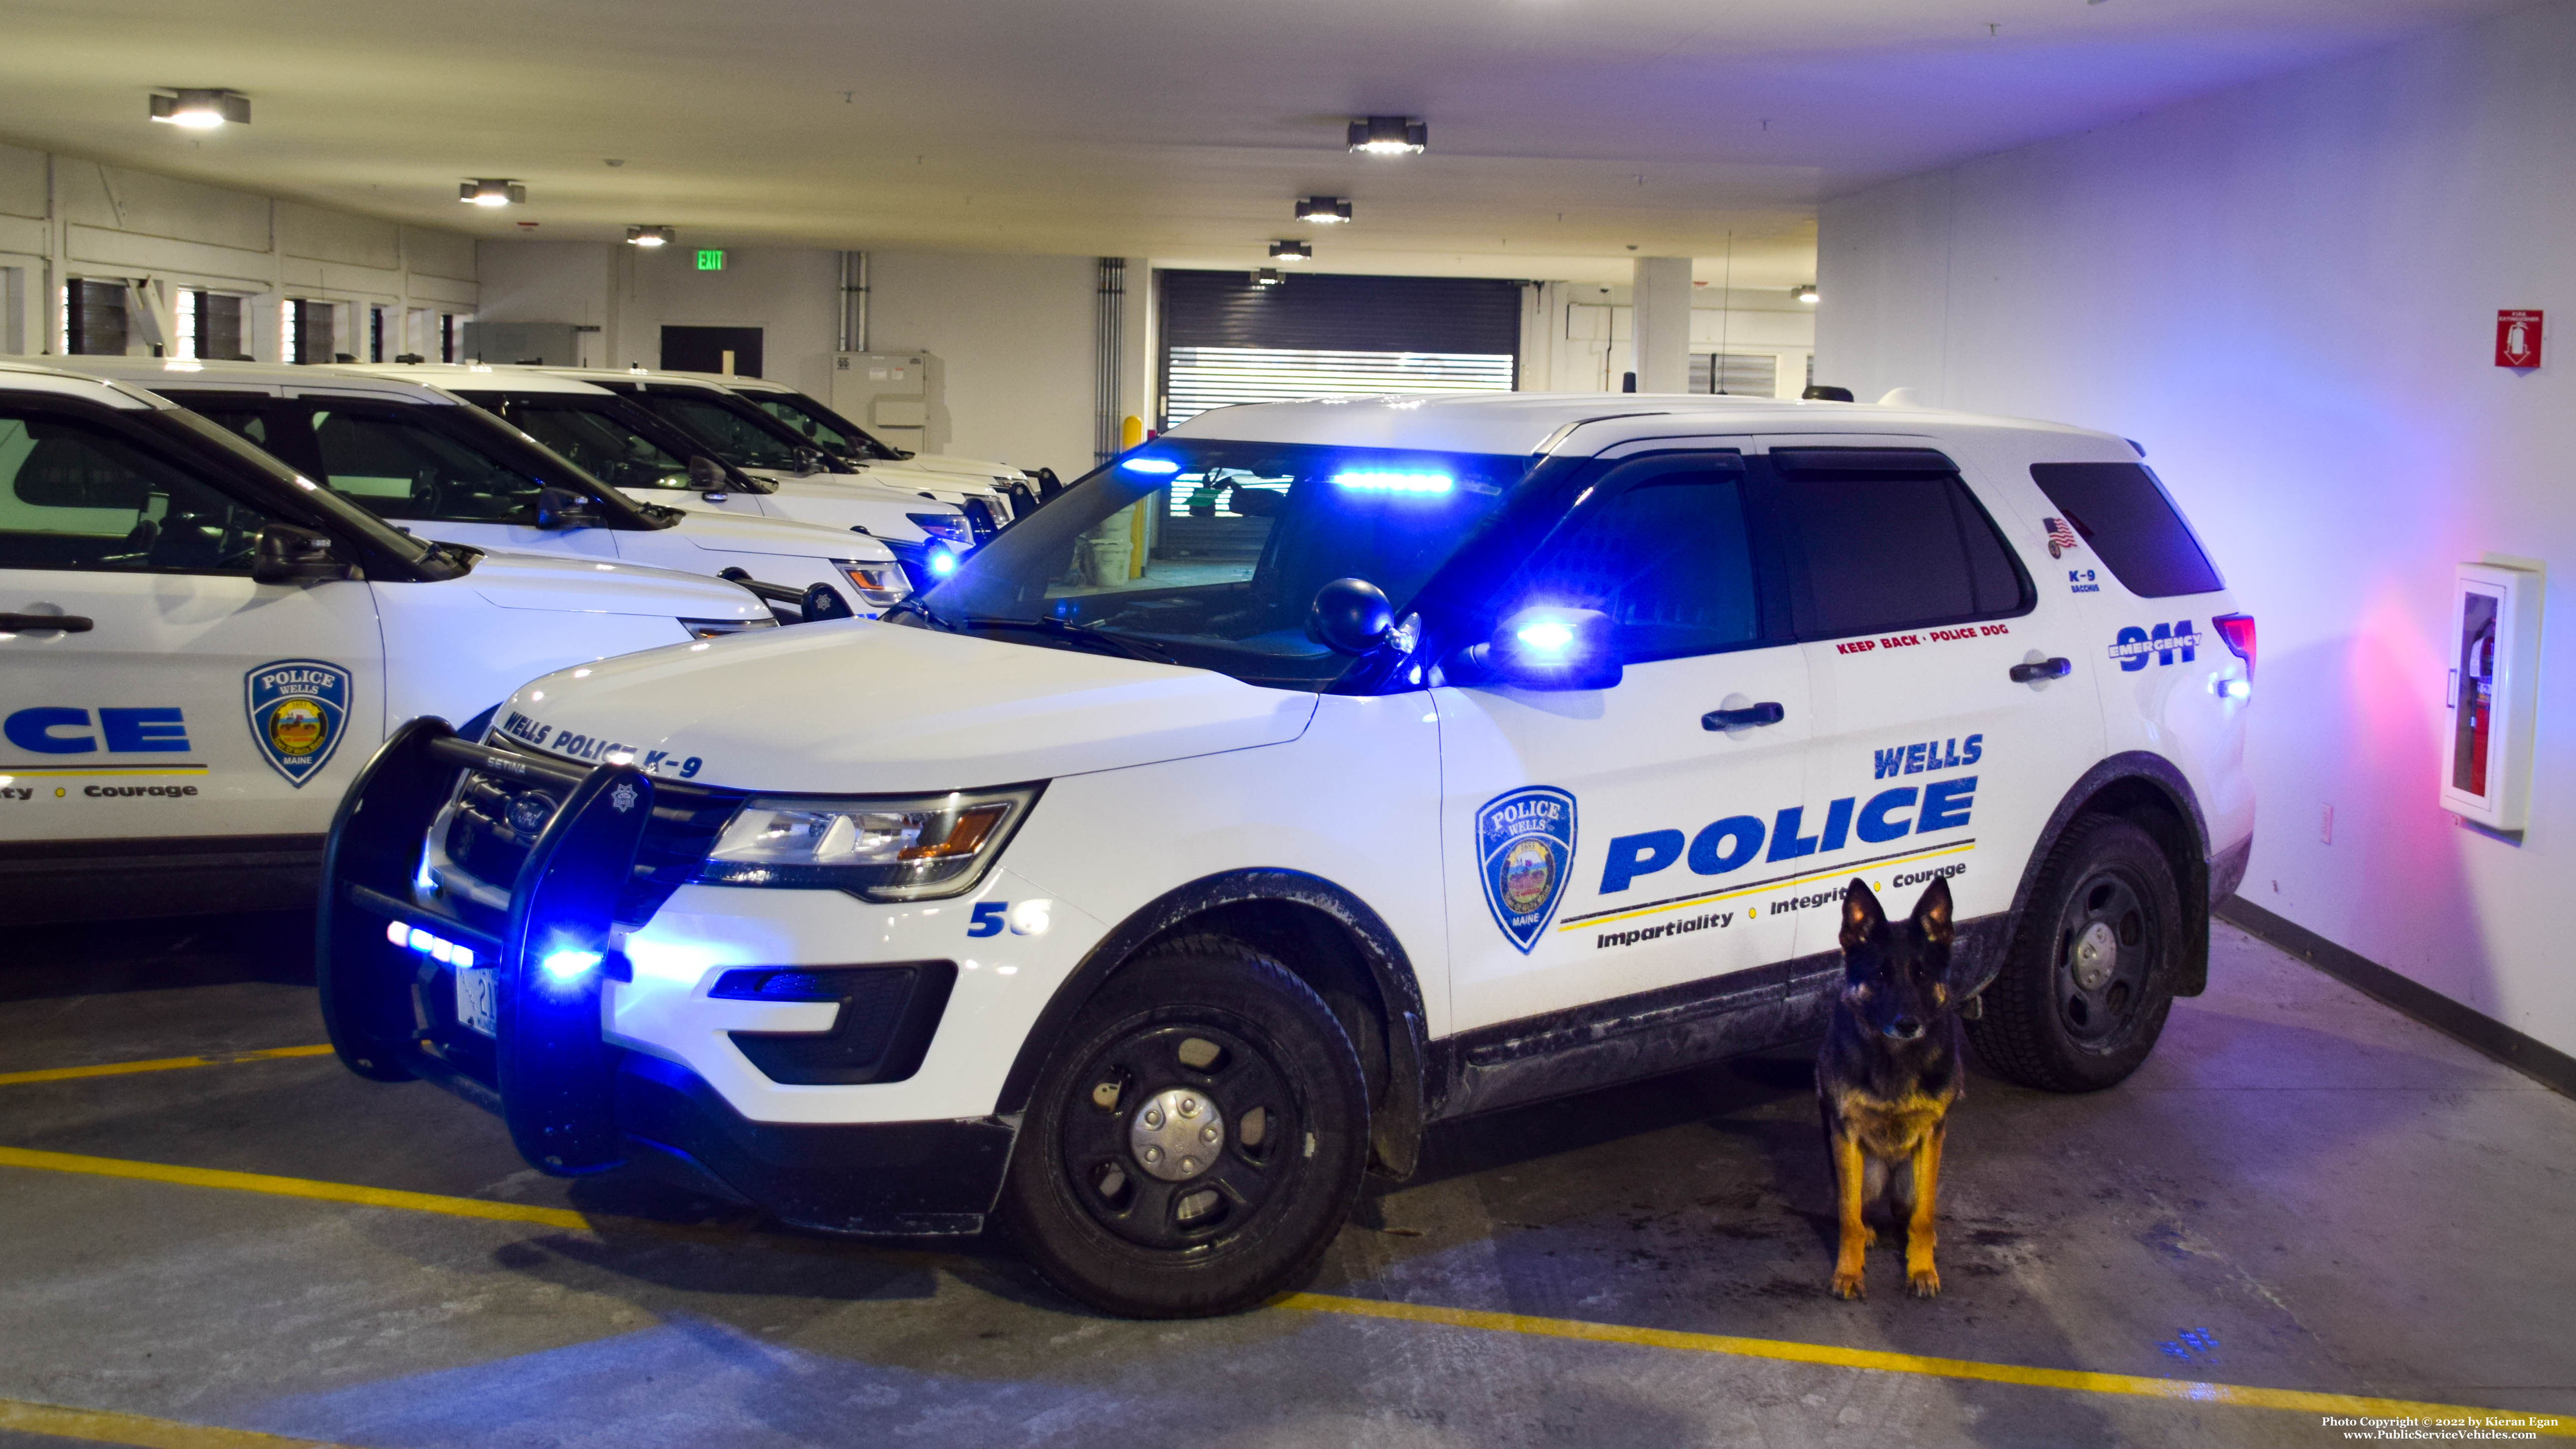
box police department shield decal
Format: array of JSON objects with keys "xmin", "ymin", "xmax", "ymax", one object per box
[
  {"xmin": 1477, "ymin": 786, "xmax": 1577, "ymax": 953},
  {"xmin": 244, "ymin": 660, "xmax": 351, "ymax": 787}
]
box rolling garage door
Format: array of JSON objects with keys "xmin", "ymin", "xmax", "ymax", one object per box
[{"xmin": 1159, "ymin": 270, "xmax": 1520, "ymax": 429}]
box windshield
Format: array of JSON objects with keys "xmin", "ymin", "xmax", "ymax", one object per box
[
  {"xmin": 629, "ymin": 390, "xmax": 836, "ymax": 473},
  {"xmin": 147, "ymin": 407, "xmax": 437, "ymax": 565},
  {"xmin": 905, "ymin": 439, "xmax": 1528, "ymax": 688},
  {"xmin": 457, "ymin": 391, "xmax": 700, "ymax": 492},
  {"xmin": 748, "ymin": 391, "xmax": 904, "ymax": 461}
]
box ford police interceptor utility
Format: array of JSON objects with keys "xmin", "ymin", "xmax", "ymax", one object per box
[
  {"xmin": 531, "ymin": 367, "xmax": 1018, "ymax": 540},
  {"xmin": 55, "ymin": 359, "xmax": 910, "ymax": 619},
  {"xmin": 673, "ymin": 371, "xmax": 1045, "ymax": 508},
  {"xmin": 319, "ymin": 392, "xmax": 2254, "ymax": 1318},
  {"xmin": 359, "ymin": 365, "xmax": 991, "ymax": 591},
  {"xmin": 0, "ymin": 359, "xmax": 778, "ymax": 922}
]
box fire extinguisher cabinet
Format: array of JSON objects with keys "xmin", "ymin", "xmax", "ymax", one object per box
[{"xmin": 2441, "ymin": 562, "xmax": 2543, "ymax": 832}]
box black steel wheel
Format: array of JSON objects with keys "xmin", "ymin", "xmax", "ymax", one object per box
[
  {"xmin": 1967, "ymin": 814, "xmax": 2182, "ymax": 1092},
  {"xmin": 999, "ymin": 936, "xmax": 1368, "ymax": 1318}
]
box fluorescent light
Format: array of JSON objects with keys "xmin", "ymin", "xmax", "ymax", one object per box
[
  {"xmin": 1347, "ymin": 116, "xmax": 1427, "ymax": 155},
  {"xmin": 1791, "ymin": 285, "xmax": 1819, "ymax": 304},
  {"xmin": 460, "ymin": 179, "xmax": 527, "ymax": 207},
  {"xmin": 1297, "ymin": 196, "xmax": 1354, "ymax": 224},
  {"xmin": 1253, "ymin": 268, "xmax": 1283, "ymax": 287},
  {"xmin": 1269, "ymin": 239, "xmax": 1312, "ymax": 261},
  {"xmin": 150, "ymin": 90, "xmax": 249, "ymax": 128},
  {"xmin": 626, "ymin": 225, "xmax": 674, "ymax": 247},
  {"xmin": 1332, "ymin": 470, "xmax": 1452, "ymax": 495}
]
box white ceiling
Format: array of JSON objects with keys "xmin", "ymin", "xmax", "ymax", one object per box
[{"xmin": 0, "ymin": 0, "xmax": 2515, "ymax": 286}]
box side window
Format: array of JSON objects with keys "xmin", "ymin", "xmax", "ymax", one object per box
[
  {"xmin": 309, "ymin": 409, "xmax": 544, "ymax": 523},
  {"xmin": 1775, "ymin": 470, "xmax": 2030, "ymax": 639},
  {"xmin": 1516, "ymin": 466, "xmax": 1762, "ymax": 663},
  {"xmin": 491, "ymin": 400, "xmax": 689, "ymax": 492},
  {"xmin": 0, "ymin": 409, "xmax": 277, "ymax": 574},
  {"xmin": 2028, "ymin": 462, "xmax": 2223, "ymax": 598},
  {"xmin": 756, "ymin": 397, "xmax": 850, "ymax": 449}
]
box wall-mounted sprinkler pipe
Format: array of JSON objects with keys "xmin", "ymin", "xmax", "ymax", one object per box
[{"xmin": 837, "ymin": 251, "xmax": 869, "ymax": 354}]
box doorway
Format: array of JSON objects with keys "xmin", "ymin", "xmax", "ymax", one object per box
[{"xmin": 660, "ymin": 325, "xmax": 764, "ymax": 378}]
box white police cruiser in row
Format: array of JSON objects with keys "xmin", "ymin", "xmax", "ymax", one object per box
[
  {"xmin": 320, "ymin": 392, "xmax": 2254, "ymax": 1318},
  {"xmin": 663, "ymin": 370, "xmax": 1045, "ymax": 509},
  {"xmin": 358, "ymin": 365, "xmax": 993, "ymax": 589},
  {"xmin": 56, "ymin": 359, "xmax": 916, "ymax": 619},
  {"xmin": 0, "ymin": 359, "xmax": 784, "ymax": 923}
]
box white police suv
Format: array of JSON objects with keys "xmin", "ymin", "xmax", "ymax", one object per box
[
  {"xmin": 56, "ymin": 360, "xmax": 909, "ymax": 620},
  {"xmin": 319, "ymin": 393, "xmax": 2254, "ymax": 1318},
  {"xmin": 0, "ymin": 359, "xmax": 786, "ymax": 923},
  {"xmin": 673, "ymin": 371, "xmax": 1045, "ymax": 509}
]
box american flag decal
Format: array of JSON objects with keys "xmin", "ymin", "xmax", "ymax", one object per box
[{"xmin": 2043, "ymin": 517, "xmax": 2080, "ymax": 558}]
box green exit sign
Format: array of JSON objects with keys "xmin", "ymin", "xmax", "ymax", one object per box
[{"xmin": 695, "ymin": 249, "xmax": 726, "ymax": 271}]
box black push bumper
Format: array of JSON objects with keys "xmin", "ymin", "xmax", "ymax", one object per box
[{"xmin": 315, "ymin": 719, "xmax": 1012, "ymax": 1233}]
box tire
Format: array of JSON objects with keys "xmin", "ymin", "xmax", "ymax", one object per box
[
  {"xmin": 1967, "ymin": 814, "xmax": 2183, "ymax": 1092},
  {"xmin": 999, "ymin": 936, "xmax": 1369, "ymax": 1318}
]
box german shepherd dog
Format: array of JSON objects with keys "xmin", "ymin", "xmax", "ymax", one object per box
[{"xmin": 1819, "ymin": 875, "xmax": 1964, "ymax": 1300}]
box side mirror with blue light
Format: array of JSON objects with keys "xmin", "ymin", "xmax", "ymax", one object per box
[
  {"xmin": 1448, "ymin": 607, "xmax": 1622, "ymax": 691},
  {"xmin": 1309, "ymin": 577, "xmax": 1393, "ymax": 655}
]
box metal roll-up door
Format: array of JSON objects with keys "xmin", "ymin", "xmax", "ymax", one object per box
[{"xmin": 1158, "ymin": 270, "xmax": 1520, "ymax": 429}]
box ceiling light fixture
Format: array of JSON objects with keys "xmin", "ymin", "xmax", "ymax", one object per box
[
  {"xmin": 1269, "ymin": 239, "xmax": 1312, "ymax": 261},
  {"xmin": 460, "ymin": 179, "xmax": 527, "ymax": 208},
  {"xmin": 1252, "ymin": 268, "xmax": 1284, "ymax": 287},
  {"xmin": 1347, "ymin": 116, "xmax": 1428, "ymax": 155},
  {"xmin": 1297, "ymin": 196, "xmax": 1353, "ymax": 225},
  {"xmin": 1791, "ymin": 284, "xmax": 1819, "ymax": 304},
  {"xmin": 626, "ymin": 225, "xmax": 675, "ymax": 247},
  {"xmin": 149, "ymin": 90, "xmax": 249, "ymax": 129}
]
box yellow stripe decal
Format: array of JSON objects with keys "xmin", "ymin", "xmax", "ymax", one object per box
[
  {"xmin": 0, "ymin": 1395, "xmax": 354, "ymax": 1447},
  {"xmin": 0, "ymin": 1045, "xmax": 336, "ymax": 1088},
  {"xmin": 1279, "ymin": 1293, "xmax": 2573, "ymax": 1432},
  {"xmin": 1561, "ymin": 841, "xmax": 1978, "ymax": 931},
  {"xmin": 4, "ymin": 1148, "xmax": 2563, "ymax": 1435}
]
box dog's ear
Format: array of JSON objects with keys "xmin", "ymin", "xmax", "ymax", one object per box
[
  {"xmin": 1839, "ymin": 878, "xmax": 1885, "ymax": 953},
  {"xmin": 1913, "ymin": 875, "xmax": 1954, "ymax": 946}
]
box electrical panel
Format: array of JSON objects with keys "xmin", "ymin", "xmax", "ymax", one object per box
[
  {"xmin": 2442, "ymin": 562, "xmax": 2543, "ymax": 832},
  {"xmin": 833, "ymin": 351, "xmax": 940, "ymax": 454}
]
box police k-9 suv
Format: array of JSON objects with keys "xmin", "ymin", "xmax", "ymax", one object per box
[{"xmin": 320, "ymin": 392, "xmax": 2255, "ymax": 1318}]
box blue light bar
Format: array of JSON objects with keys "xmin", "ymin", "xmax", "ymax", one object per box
[
  {"xmin": 1332, "ymin": 470, "xmax": 1452, "ymax": 495},
  {"xmin": 928, "ymin": 548, "xmax": 958, "ymax": 577},
  {"xmin": 386, "ymin": 918, "xmax": 475, "ymax": 971},
  {"xmin": 1119, "ymin": 456, "xmax": 1181, "ymax": 475}
]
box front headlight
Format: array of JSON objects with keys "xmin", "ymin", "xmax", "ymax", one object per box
[
  {"xmin": 908, "ymin": 511, "xmax": 971, "ymax": 546},
  {"xmin": 834, "ymin": 560, "xmax": 909, "ymax": 607},
  {"xmin": 695, "ymin": 784, "xmax": 1041, "ymax": 900}
]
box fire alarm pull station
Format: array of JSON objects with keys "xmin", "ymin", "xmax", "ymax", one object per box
[{"xmin": 2442, "ymin": 562, "xmax": 2542, "ymax": 832}]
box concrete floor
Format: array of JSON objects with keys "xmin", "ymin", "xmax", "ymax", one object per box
[{"xmin": 1, "ymin": 914, "xmax": 2570, "ymax": 1448}]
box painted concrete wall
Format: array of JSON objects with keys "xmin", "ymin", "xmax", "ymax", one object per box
[
  {"xmin": 1815, "ymin": 0, "xmax": 2576, "ymax": 1057},
  {"xmin": 0, "ymin": 141, "xmax": 477, "ymax": 360}
]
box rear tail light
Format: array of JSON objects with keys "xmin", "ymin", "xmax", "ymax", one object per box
[{"xmin": 2212, "ymin": 613, "xmax": 2255, "ymax": 677}]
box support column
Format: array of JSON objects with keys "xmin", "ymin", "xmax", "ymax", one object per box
[{"xmin": 1631, "ymin": 256, "xmax": 1692, "ymax": 395}]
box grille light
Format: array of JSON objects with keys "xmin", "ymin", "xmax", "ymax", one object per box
[
  {"xmin": 386, "ymin": 918, "xmax": 476, "ymax": 971},
  {"xmin": 541, "ymin": 949, "xmax": 603, "ymax": 982}
]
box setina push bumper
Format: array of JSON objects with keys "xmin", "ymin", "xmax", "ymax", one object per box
[{"xmin": 314, "ymin": 718, "xmax": 1014, "ymax": 1234}]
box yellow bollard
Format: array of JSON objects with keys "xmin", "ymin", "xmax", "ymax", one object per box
[
  {"xmin": 1121, "ymin": 414, "xmax": 1146, "ymax": 451},
  {"xmin": 1122, "ymin": 415, "xmax": 1148, "ymax": 578}
]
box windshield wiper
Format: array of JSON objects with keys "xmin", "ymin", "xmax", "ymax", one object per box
[
  {"xmin": 959, "ymin": 614, "xmax": 1178, "ymax": 665},
  {"xmin": 880, "ymin": 595, "xmax": 955, "ymax": 631}
]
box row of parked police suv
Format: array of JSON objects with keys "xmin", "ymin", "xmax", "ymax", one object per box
[{"xmin": 2, "ymin": 368, "xmax": 2253, "ymax": 1318}]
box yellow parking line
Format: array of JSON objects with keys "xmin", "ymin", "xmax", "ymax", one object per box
[
  {"xmin": 4, "ymin": 1145, "xmax": 2563, "ymax": 1435},
  {"xmin": 1281, "ymin": 1293, "xmax": 2574, "ymax": 1433},
  {"xmin": 0, "ymin": 1045, "xmax": 337, "ymax": 1088},
  {"xmin": 0, "ymin": 1395, "xmax": 353, "ymax": 1447}
]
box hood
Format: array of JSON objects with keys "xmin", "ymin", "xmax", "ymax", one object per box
[
  {"xmin": 893, "ymin": 452, "xmax": 1022, "ymax": 483},
  {"xmin": 744, "ymin": 464, "xmax": 988, "ymax": 506},
  {"xmin": 494, "ymin": 621, "xmax": 1319, "ymax": 793},
  {"xmin": 665, "ymin": 509, "xmax": 895, "ymax": 562},
  {"xmin": 463, "ymin": 549, "xmax": 767, "ymax": 622}
]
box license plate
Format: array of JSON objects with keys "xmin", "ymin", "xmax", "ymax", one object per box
[{"xmin": 455, "ymin": 966, "xmax": 499, "ymax": 1037}]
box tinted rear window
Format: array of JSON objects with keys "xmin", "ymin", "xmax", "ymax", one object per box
[
  {"xmin": 1773, "ymin": 468, "xmax": 2031, "ymax": 639},
  {"xmin": 2029, "ymin": 462, "xmax": 2223, "ymax": 598}
]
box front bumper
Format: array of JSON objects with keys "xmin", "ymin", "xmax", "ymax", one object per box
[{"xmin": 315, "ymin": 720, "xmax": 1015, "ymax": 1233}]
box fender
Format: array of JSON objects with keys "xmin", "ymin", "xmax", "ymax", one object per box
[
  {"xmin": 1991, "ymin": 750, "xmax": 2217, "ymax": 999},
  {"xmin": 993, "ymin": 867, "xmax": 1433, "ymax": 1179}
]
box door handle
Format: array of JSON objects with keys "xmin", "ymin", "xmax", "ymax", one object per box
[
  {"xmin": 0, "ymin": 613, "xmax": 94, "ymax": 634},
  {"xmin": 2010, "ymin": 657, "xmax": 2072, "ymax": 683},
  {"xmin": 1702, "ymin": 701, "xmax": 1786, "ymax": 730}
]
